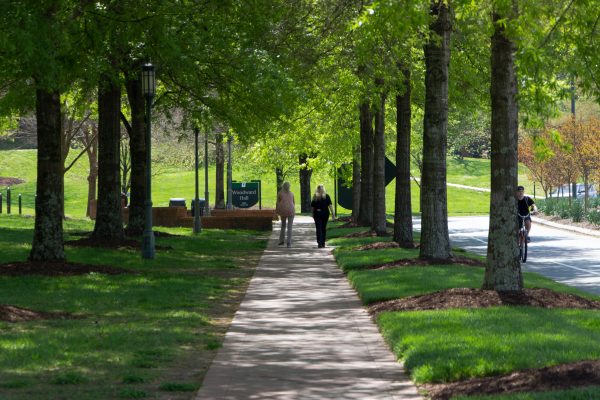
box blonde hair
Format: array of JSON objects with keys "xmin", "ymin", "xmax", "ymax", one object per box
[
  {"xmin": 313, "ymin": 184, "xmax": 326, "ymax": 201},
  {"xmin": 281, "ymin": 181, "xmax": 291, "ymax": 192}
]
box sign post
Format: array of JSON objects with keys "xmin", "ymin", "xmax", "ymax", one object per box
[
  {"xmin": 337, "ymin": 157, "xmax": 396, "ymax": 210},
  {"xmin": 250, "ymin": 180, "xmax": 262, "ymax": 209}
]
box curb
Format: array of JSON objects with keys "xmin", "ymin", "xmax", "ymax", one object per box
[{"xmin": 532, "ymin": 216, "xmax": 600, "ymax": 238}]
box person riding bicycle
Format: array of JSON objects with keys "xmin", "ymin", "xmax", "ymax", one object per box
[{"xmin": 516, "ymin": 185, "xmax": 538, "ymax": 241}]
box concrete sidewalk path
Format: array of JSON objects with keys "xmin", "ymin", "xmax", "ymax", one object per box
[{"xmin": 195, "ymin": 216, "xmax": 421, "ymax": 400}]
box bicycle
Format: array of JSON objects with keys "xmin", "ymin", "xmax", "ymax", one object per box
[{"xmin": 517, "ymin": 213, "xmax": 529, "ymax": 263}]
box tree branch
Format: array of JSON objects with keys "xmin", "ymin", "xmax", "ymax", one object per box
[
  {"xmin": 119, "ymin": 112, "xmax": 132, "ymax": 135},
  {"xmin": 64, "ymin": 129, "xmax": 98, "ymax": 173},
  {"xmin": 538, "ymin": 0, "xmax": 576, "ymax": 49}
]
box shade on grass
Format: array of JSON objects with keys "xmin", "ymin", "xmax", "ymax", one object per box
[
  {"xmin": 334, "ymin": 223, "xmax": 600, "ymax": 392},
  {"xmin": 348, "ymin": 265, "xmax": 599, "ymax": 305},
  {"xmin": 349, "ymin": 265, "xmax": 483, "ymax": 304},
  {"xmin": 334, "ymin": 246, "xmax": 420, "ymax": 272},
  {"xmin": 378, "ymin": 307, "xmax": 600, "ymax": 384},
  {"xmin": 0, "ymin": 215, "xmax": 268, "ymax": 399},
  {"xmin": 455, "ymin": 386, "xmax": 600, "ymax": 399}
]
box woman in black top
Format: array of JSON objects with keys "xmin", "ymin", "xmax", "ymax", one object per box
[{"xmin": 311, "ymin": 185, "xmax": 335, "ymax": 248}]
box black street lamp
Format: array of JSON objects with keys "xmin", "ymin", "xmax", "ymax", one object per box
[
  {"xmin": 204, "ymin": 132, "xmax": 210, "ymax": 216},
  {"xmin": 142, "ymin": 63, "xmax": 156, "ymax": 259},
  {"xmin": 226, "ymin": 134, "xmax": 233, "ymax": 209},
  {"xmin": 193, "ymin": 127, "xmax": 202, "ymax": 233}
]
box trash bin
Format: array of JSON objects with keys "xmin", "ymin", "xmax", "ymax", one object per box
[
  {"xmin": 169, "ymin": 198, "xmax": 186, "ymax": 207},
  {"xmin": 191, "ymin": 199, "xmax": 205, "ymax": 217}
]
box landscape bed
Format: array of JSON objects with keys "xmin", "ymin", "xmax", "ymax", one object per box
[{"xmin": 328, "ymin": 222, "xmax": 600, "ymax": 399}]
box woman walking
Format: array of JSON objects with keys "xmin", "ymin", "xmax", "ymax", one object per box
[
  {"xmin": 311, "ymin": 184, "xmax": 335, "ymax": 248},
  {"xmin": 276, "ymin": 181, "xmax": 295, "ymax": 248}
]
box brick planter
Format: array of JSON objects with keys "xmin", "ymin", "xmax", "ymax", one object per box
[{"xmin": 116, "ymin": 206, "xmax": 273, "ymax": 230}]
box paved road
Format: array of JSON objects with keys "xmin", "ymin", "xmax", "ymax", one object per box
[{"xmin": 416, "ymin": 216, "xmax": 600, "ymax": 296}]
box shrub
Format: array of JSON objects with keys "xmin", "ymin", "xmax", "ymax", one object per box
[
  {"xmin": 587, "ymin": 210, "xmax": 600, "ymax": 226},
  {"xmin": 571, "ymin": 200, "xmax": 584, "ymax": 222},
  {"xmin": 537, "ymin": 198, "xmax": 556, "ymax": 215},
  {"xmin": 556, "ymin": 200, "xmax": 572, "ymax": 219}
]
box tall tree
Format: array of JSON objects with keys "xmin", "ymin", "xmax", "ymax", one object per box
[
  {"xmin": 420, "ymin": 0, "xmax": 452, "ymax": 260},
  {"xmin": 0, "ymin": 0, "xmax": 82, "ymax": 262},
  {"xmin": 81, "ymin": 123, "xmax": 99, "ymax": 218},
  {"xmin": 299, "ymin": 154, "xmax": 312, "ymax": 213},
  {"xmin": 275, "ymin": 167, "xmax": 285, "ymax": 193},
  {"xmin": 372, "ymin": 86, "xmax": 387, "ymax": 235},
  {"xmin": 30, "ymin": 89, "xmax": 65, "ymax": 262},
  {"xmin": 215, "ymin": 131, "xmax": 225, "ymax": 209},
  {"xmin": 92, "ymin": 76, "xmax": 124, "ymax": 241},
  {"xmin": 394, "ymin": 67, "xmax": 414, "ymax": 247},
  {"xmin": 352, "ymin": 145, "xmax": 361, "ymax": 222},
  {"xmin": 358, "ymin": 101, "xmax": 374, "ymax": 226},
  {"xmin": 124, "ymin": 72, "xmax": 147, "ymax": 236},
  {"xmin": 483, "ymin": 2, "xmax": 522, "ymax": 291}
]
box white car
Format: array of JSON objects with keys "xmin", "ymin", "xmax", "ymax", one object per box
[{"xmin": 551, "ymin": 184, "xmax": 597, "ymax": 199}]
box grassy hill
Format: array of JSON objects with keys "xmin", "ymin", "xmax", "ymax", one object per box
[{"xmin": 0, "ymin": 149, "xmax": 534, "ymax": 218}]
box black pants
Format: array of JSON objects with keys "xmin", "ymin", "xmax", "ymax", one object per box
[{"xmin": 314, "ymin": 215, "xmax": 329, "ymax": 246}]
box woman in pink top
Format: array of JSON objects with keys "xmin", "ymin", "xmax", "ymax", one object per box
[{"xmin": 276, "ymin": 181, "xmax": 295, "ymax": 248}]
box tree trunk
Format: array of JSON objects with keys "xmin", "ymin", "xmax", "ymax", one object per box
[
  {"xmin": 583, "ymin": 170, "xmax": 589, "ymax": 212},
  {"xmin": 275, "ymin": 167, "xmax": 284, "ymax": 194},
  {"xmin": 372, "ymin": 88, "xmax": 387, "ymax": 235},
  {"xmin": 352, "ymin": 145, "xmax": 361, "ymax": 222},
  {"xmin": 124, "ymin": 73, "xmax": 146, "ymax": 236},
  {"xmin": 394, "ymin": 68, "xmax": 414, "ymax": 247},
  {"xmin": 358, "ymin": 101, "xmax": 374, "ymax": 226},
  {"xmin": 92, "ymin": 77, "xmax": 124, "ymax": 241},
  {"xmin": 483, "ymin": 3, "xmax": 522, "ymax": 291},
  {"xmin": 29, "ymin": 89, "xmax": 65, "ymax": 262},
  {"xmin": 85, "ymin": 125, "xmax": 98, "ymax": 218},
  {"xmin": 420, "ymin": 1, "xmax": 452, "ymax": 260},
  {"xmin": 299, "ymin": 154, "xmax": 312, "ymax": 213},
  {"xmin": 215, "ymin": 132, "xmax": 225, "ymax": 208}
]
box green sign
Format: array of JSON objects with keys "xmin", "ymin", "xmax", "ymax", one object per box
[{"xmin": 232, "ymin": 182, "xmax": 259, "ymax": 208}]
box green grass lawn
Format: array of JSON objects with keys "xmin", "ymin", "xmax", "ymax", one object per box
[
  {"xmin": 379, "ymin": 307, "xmax": 600, "ymax": 383},
  {"xmin": 2, "ymin": 149, "xmax": 535, "ymax": 219},
  {"xmin": 456, "ymin": 386, "xmax": 600, "ymax": 400},
  {"xmin": 330, "ymin": 226, "xmax": 600, "ymax": 397},
  {"xmin": 0, "ymin": 215, "xmax": 268, "ymax": 399}
]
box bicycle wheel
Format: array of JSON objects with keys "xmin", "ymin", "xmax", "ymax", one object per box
[
  {"xmin": 518, "ymin": 236, "xmax": 524, "ymax": 261},
  {"xmin": 520, "ymin": 231, "xmax": 528, "ymax": 263}
]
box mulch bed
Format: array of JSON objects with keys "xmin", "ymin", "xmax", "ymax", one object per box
[
  {"xmin": 0, "ymin": 304, "xmax": 77, "ymax": 322},
  {"xmin": 368, "ymin": 256, "xmax": 484, "ymax": 270},
  {"xmin": 153, "ymin": 230, "xmax": 184, "ymax": 238},
  {"xmin": 0, "ymin": 177, "xmax": 24, "ymax": 186},
  {"xmin": 423, "ymin": 360, "xmax": 600, "ymax": 400},
  {"xmin": 339, "ymin": 221, "xmax": 362, "ymax": 228},
  {"xmin": 65, "ymin": 237, "xmax": 172, "ymax": 250},
  {"xmin": 0, "ymin": 261, "xmax": 130, "ymax": 276},
  {"xmin": 341, "ymin": 229, "xmax": 394, "ymax": 238},
  {"xmin": 342, "ymin": 230, "xmax": 379, "ymax": 238},
  {"xmin": 371, "ymin": 286, "xmax": 600, "ymax": 397},
  {"xmin": 356, "ymin": 242, "xmax": 400, "ymax": 251},
  {"xmin": 369, "ymin": 288, "xmax": 600, "ymax": 314}
]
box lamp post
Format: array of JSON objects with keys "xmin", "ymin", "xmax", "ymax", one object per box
[
  {"xmin": 226, "ymin": 134, "xmax": 233, "ymax": 209},
  {"xmin": 193, "ymin": 127, "xmax": 202, "ymax": 233},
  {"xmin": 204, "ymin": 132, "xmax": 210, "ymax": 216},
  {"xmin": 141, "ymin": 63, "xmax": 156, "ymax": 259}
]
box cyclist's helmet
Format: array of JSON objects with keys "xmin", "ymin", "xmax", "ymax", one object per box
[{"xmin": 516, "ymin": 185, "xmax": 525, "ymax": 191}]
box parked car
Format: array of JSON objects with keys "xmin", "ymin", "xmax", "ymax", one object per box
[{"xmin": 551, "ymin": 183, "xmax": 597, "ymax": 199}]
